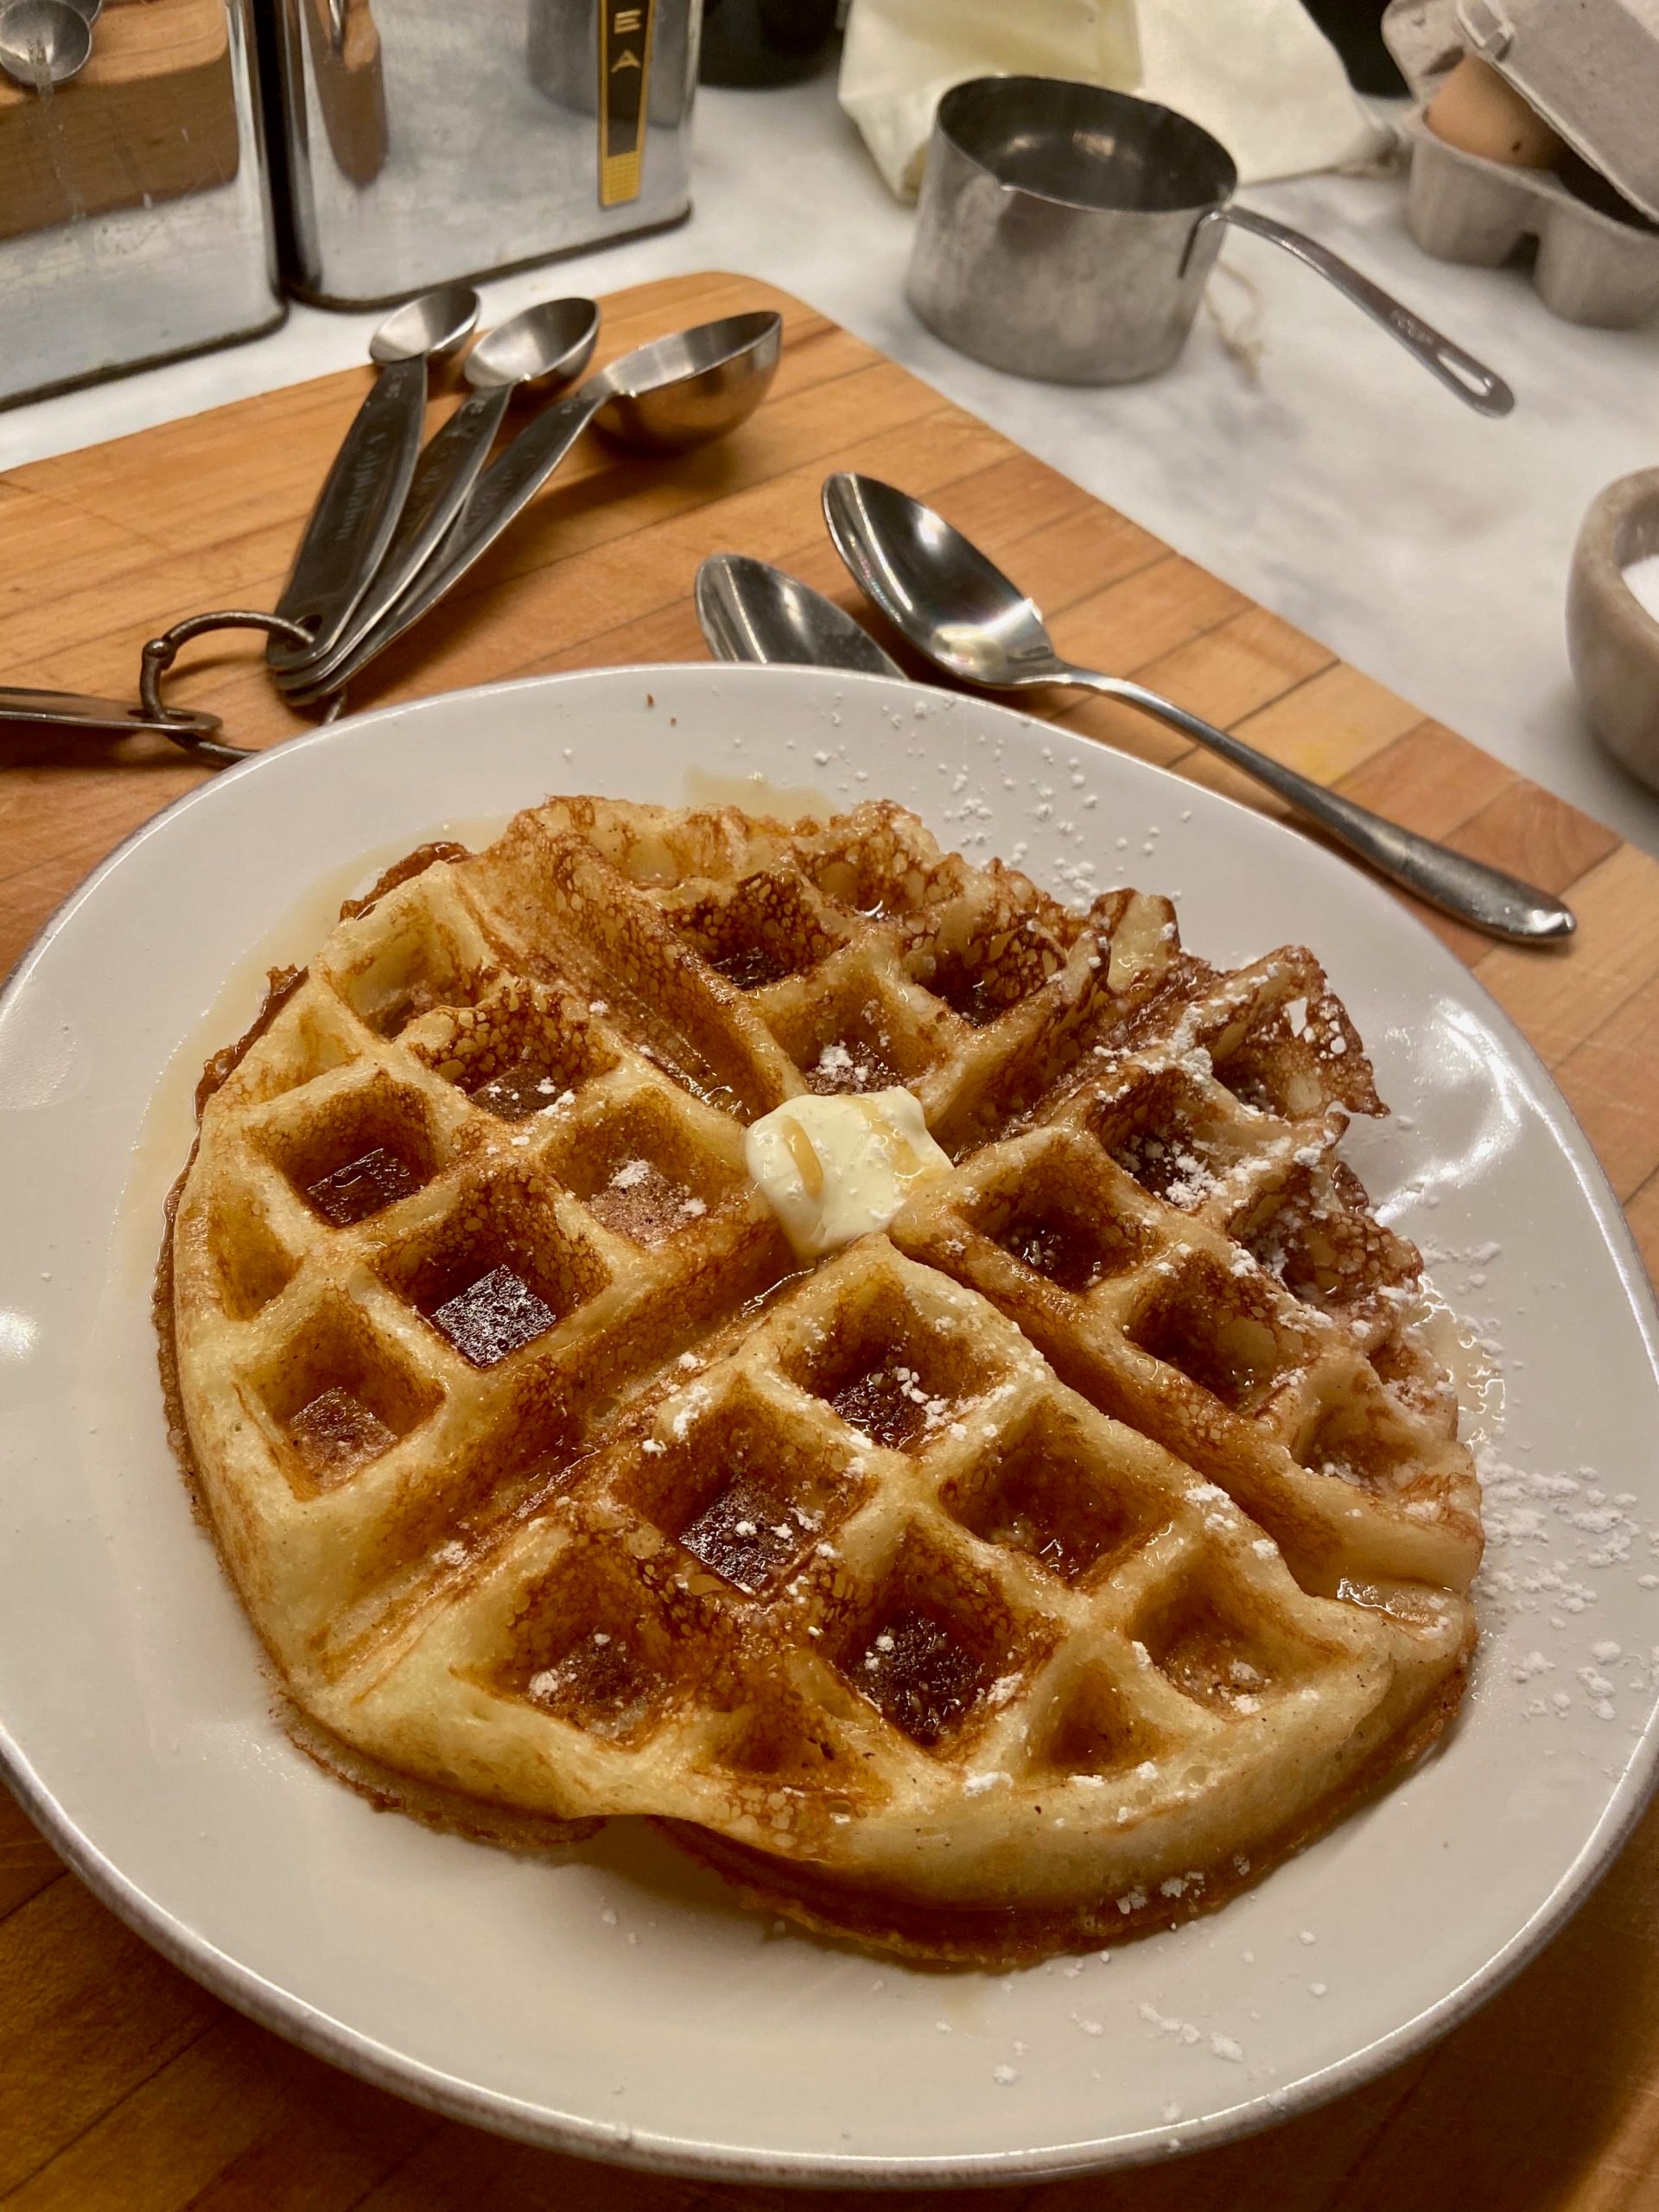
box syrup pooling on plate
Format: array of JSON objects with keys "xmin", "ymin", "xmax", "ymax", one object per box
[{"xmin": 163, "ymin": 794, "xmax": 1481, "ymax": 1964}]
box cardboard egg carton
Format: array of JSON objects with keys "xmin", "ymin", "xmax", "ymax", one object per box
[{"xmin": 1382, "ymin": 0, "xmax": 1659, "ymax": 326}]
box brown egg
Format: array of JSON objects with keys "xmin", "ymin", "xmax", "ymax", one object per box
[{"xmin": 1426, "ymin": 53, "xmax": 1566, "ymax": 168}]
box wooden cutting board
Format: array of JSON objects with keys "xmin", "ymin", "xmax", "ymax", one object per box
[{"xmin": 3, "ymin": 270, "xmax": 1658, "ymax": 2211}]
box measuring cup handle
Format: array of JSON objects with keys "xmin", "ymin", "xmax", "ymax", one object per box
[{"xmin": 1200, "ymin": 205, "xmax": 1514, "ymax": 417}]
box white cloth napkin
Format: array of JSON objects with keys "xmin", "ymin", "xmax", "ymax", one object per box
[{"xmin": 838, "ymin": 0, "xmax": 1386, "ymax": 199}]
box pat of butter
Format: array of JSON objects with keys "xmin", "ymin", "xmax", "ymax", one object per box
[{"xmin": 744, "ymin": 1087, "xmax": 951, "ymax": 1259}]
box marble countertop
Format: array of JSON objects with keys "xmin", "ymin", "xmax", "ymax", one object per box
[{"xmin": 6, "ymin": 68, "xmax": 1656, "ymax": 855}]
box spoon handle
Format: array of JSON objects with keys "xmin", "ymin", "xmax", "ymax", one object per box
[
  {"xmin": 1205, "ymin": 207, "xmax": 1514, "ymax": 418},
  {"xmin": 269, "ymin": 355, "xmax": 429, "ymax": 666},
  {"xmin": 1071, "ymin": 668, "xmax": 1573, "ymax": 943},
  {"xmin": 287, "ymin": 387, "xmax": 603, "ymax": 704},
  {"xmin": 274, "ymin": 383, "xmax": 513, "ymax": 690}
]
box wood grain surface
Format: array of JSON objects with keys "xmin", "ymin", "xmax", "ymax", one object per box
[{"xmin": 3, "ymin": 270, "xmax": 1658, "ymax": 2210}]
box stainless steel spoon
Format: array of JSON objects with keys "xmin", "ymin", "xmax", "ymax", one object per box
[
  {"xmin": 465, "ymin": 296, "xmax": 601, "ymax": 394},
  {"xmin": 696, "ymin": 553, "xmax": 902, "ymax": 676},
  {"xmin": 272, "ymin": 296, "xmax": 599, "ymax": 694},
  {"xmin": 823, "ymin": 473, "xmax": 1573, "ymax": 944},
  {"xmin": 267, "ymin": 282, "xmax": 480, "ymax": 676},
  {"xmin": 0, "ymin": 0, "xmax": 91, "ymax": 86},
  {"xmin": 285, "ymin": 310, "xmax": 784, "ymax": 706}
]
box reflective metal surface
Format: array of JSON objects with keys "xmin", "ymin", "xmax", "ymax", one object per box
[
  {"xmin": 266, "ymin": 0, "xmax": 698, "ymax": 306},
  {"xmin": 0, "ymin": 610, "xmax": 310, "ymax": 761},
  {"xmin": 463, "ymin": 296, "xmax": 600, "ymax": 391},
  {"xmin": 370, "ymin": 282, "xmax": 480, "ymax": 365},
  {"xmin": 269, "ymin": 283, "xmax": 480, "ymax": 675},
  {"xmin": 283, "ymin": 308, "xmax": 783, "ymax": 703},
  {"xmin": 0, "ymin": 0, "xmax": 281, "ymax": 409},
  {"xmin": 824, "ymin": 471, "xmax": 1571, "ymax": 942},
  {"xmin": 591, "ymin": 308, "xmax": 783, "ymax": 451},
  {"xmin": 0, "ymin": 0, "xmax": 92, "ymax": 88},
  {"xmin": 276, "ymin": 295, "xmax": 600, "ymax": 694},
  {"xmin": 906, "ymin": 75, "xmax": 1511, "ymax": 410},
  {"xmin": 0, "ymin": 683, "xmax": 221, "ymax": 745},
  {"xmin": 141, "ymin": 610, "xmax": 319, "ymax": 765},
  {"xmin": 696, "ymin": 554, "xmax": 903, "ymax": 676}
]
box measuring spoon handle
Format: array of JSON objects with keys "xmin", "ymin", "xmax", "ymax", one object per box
[
  {"xmin": 1067, "ymin": 665, "xmax": 1572, "ymax": 943},
  {"xmin": 270, "ymin": 354, "xmax": 429, "ymax": 664},
  {"xmin": 279, "ymin": 383, "xmax": 514, "ymax": 689},
  {"xmin": 290, "ymin": 386, "xmax": 604, "ymax": 702},
  {"xmin": 1204, "ymin": 205, "xmax": 1514, "ymax": 417}
]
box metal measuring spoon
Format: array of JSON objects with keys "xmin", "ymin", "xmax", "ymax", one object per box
[
  {"xmin": 0, "ymin": 683, "xmax": 219, "ymax": 745},
  {"xmin": 0, "ymin": 0, "xmax": 92, "ymax": 86},
  {"xmin": 696, "ymin": 554, "xmax": 902, "ymax": 677},
  {"xmin": 823, "ymin": 473, "xmax": 1573, "ymax": 944},
  {"xmin": 267, "ymin": 282, "xmax": 480, "ymax": 677},
  {"xmin": 274, "ymin": 297, "xmax": 599, "ymax": 696},
  {"xmin": 285, "ymin": 310, "xmax": 783, "ymax": 705},
  {"xmin": 464, "ymin": 296, "xmax": 601, "ymax": 394}
]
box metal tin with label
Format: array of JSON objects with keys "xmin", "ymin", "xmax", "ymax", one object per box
[
  {"xmin": 264, "ymin": 0, "xmax": 698, "ymax": 308},
  {"xmin": 598, "ymin": 0, "xmax": 657, "ymax": 207},
  {"xmin": 0, "ymin": 0, "xmax": 283, "ymax": 410}
]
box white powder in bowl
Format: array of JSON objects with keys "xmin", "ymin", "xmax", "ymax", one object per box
[{"xmin": 1622, "ymin": 552, "xmax": 1659, "ymax": 623}]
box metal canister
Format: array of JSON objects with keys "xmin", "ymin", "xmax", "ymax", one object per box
[
  {"xmin": 0, "ymin": 0, "xmax": 283, "ymax": 410},
  {"xmin": 264, "ymin": 0, "xmax": 701, "ymax": 308}
]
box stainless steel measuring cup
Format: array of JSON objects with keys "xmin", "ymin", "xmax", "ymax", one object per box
[{"xmin": 906, "ymin": 76, "xmax": 1512, "ymax": 413}]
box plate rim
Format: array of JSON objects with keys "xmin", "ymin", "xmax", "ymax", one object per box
[{"xmin": 3, "ymin": 661, "xmax": 1657, "ymax": 2187}]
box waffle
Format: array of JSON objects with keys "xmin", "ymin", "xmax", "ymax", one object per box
[{"xmin": 162, "ymin": 796, "xmax": 1480, "ymax": 1964}]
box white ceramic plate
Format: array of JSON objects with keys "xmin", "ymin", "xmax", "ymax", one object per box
[{"xmin": 3, "ymin": 664, "xmax": 1657, "ymax": 2188}]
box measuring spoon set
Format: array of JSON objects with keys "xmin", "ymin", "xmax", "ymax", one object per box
[{"xmin": 2, "ymin": 287, "xmax": 782, "ymax": 763}]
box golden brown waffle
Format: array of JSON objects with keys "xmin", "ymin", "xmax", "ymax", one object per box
[{"xmin": 163, "ymin": 797, "xmax": 1480, "ymax": 1964}]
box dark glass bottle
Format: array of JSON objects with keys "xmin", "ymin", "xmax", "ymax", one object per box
[
  {"xmin": 699, "ymin": 0, "xmax": 840, "ymax": 88},
  {"xmin": 1298, "ymin": 0, "xmax": 1407, "ymax": 97}
]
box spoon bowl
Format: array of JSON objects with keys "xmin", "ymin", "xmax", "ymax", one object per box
[
  {"xmin": 823, "ymin": 470, "xmax": 1574, "ymax": 944},
  {"xmin": 593, "ymin": 310, "xmax": 783, "ymax": 452},
  {"xmin": 696, "ymin": 555, "xmax": 902, "ymax": 677},
  {"xmin": 464, "ymin": 296, "xmax": 599, "ymax": 392},
  {"xmin": 0, "ymin": 0, "xmax": 91, "ymax": 87},
  {"xmin": 822, "ymin": 473, "xmax": 1059, "ymax": 686},
  {"xmin": 370, "ymin": 282, "xmax": 480, "ymax": 367}
]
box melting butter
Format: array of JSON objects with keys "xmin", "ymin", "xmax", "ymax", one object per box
[{"xmin": 745, "ymin": 1088, "xmax": 951, "ymax": 1259}]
